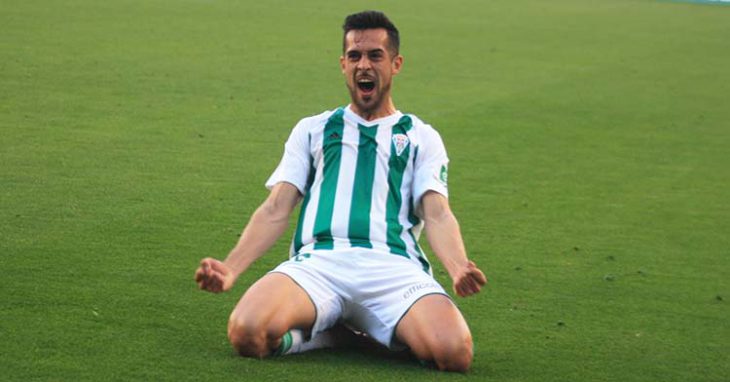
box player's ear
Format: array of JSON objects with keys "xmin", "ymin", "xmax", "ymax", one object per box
[
  {"xmin": 392, "ymin": 54, "xmax": 403, "ymax": 75},
  {"xmin": 340, "ymin": 55, "xmax": 346, "ymax": 73}
]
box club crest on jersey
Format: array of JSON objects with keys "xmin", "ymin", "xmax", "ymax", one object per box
[
  {"xmin": 433, "ymin": 164, "xmax": 448, "ymax": 187},
  {"xmin": 392, "ymin": 134, "xmax": 410, "ymax": 156}
]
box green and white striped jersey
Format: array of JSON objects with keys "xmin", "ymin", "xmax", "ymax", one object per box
[{"xmin": 266, "ymin": 105, "xmax": 449, "ymax": 273}]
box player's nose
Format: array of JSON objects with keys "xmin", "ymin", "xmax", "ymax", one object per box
[{"xmin": 356, "ymin": 56, "xmax": 372, "ymax": 70}]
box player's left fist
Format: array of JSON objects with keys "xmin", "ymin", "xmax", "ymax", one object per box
[{"xmin": 452, "ymin": 261, "xmax": 487, "ymax": 297}]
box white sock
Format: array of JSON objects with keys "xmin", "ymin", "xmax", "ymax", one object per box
[{"xmin": 274, "ymin": 328, "xmax": 341, "ymax": 356}]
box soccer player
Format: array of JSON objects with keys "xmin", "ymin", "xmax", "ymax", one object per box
[{"xmin": 194, "ymin": 10, "xmax": 487, "ymax": 372}]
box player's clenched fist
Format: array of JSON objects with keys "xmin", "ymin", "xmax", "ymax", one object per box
[
  {"xmin": 195, "ymin": 258, "xmax": 235, "ymax": 293},
  {"xmin": 452, "ymin": 261, "xmax": 487, "ymax": 298}
]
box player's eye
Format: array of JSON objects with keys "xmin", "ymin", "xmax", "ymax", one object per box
[
  {"xmin": 368, "ymin": 51, "xmax": 383, "ymax": 61},
  {"xmin": 347, "ymin": 52, "xmax": 361, "ymax": 61}
]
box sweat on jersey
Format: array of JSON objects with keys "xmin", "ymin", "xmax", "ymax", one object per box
[{"xmin": 265, "ymin": 105, "xmax": 449, "ymax": 274}]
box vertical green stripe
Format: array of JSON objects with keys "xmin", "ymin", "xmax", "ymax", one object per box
[
  {"xmin": 405, "ymin": 141, "xmax": 429, "ymax": 271},
  {"xmin": 408, "ymin": 229, "xmax": 430, "ymax": 273},
  {"xmin": 385, "ymin": 115, "xmax": 413, "ymax": 257},
  {"xmin": 407, "ymin": 144, "xmax": 430, "ymax": 270},
  {"xmin": 293, "ymin": 133, "xmax": 315, "ymax": 254},
  {"xmin": 412, "ymin": 145, "xmax": 419, "ymax": 168},
  {"xmin": 313, "ymin": 108, "xmax": 344, "ymax": 250},
  {"xmin": 273, "ymin": 331, "xmax": 293, "ymax": 356},
  {"xmin": 407, "ymin": 194, "xmax": 431, "ymax": 273},
  {"xmin": 348, "ymin": 124, "xmax": 378, "ymax": 248}
]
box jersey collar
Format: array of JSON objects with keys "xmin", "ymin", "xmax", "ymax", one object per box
[{"xmin": 344, "ymin": 104, "xmax": 403, "ymax": 127}]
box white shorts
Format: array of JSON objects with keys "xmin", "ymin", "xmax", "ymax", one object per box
[{"xmin": 269, "ymin": 248, "xmax": 449, "ymax": 350}]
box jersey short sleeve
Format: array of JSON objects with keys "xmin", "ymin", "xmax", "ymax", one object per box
[
  {"xmin": 412, "ymin": 124, "xmax": 449, "ymax": 209},
  {"xmin": 265, "ymin": 118, "xmax": 312, "ymax": 194}
]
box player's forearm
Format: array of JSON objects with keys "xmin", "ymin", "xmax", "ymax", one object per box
[
  {"xmin": 223, "ymin": 203, "xmax": 291, "ymax": 278},
  {"xmin": 222, "ymin": 183, "xmax": 300, "ymax": 278},
  {"xmin": 423, "ymin": 209, "xmax": 470, "ymax": 280}
]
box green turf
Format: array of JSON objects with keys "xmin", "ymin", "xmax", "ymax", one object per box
[{"xmin": 2, "ymin": 0, "xmax": 728, "ymax": 381}]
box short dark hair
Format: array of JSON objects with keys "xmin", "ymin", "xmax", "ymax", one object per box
[{"xmin": 342, "ymin": 10, "xmax": 400, "ymax": 56}]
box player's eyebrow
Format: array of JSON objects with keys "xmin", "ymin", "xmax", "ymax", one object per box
[{"xmin": 346, "ymin": 48, "xmax": 385, "ymax": 56}]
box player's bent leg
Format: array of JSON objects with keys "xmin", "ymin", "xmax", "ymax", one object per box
[
  {"xmin": 227, "ymin": 273, "xmax": 316, "ymax": 358},
  {"xmin": 395, "ymin": 294, "xmax": 473, "ymax": 372}
]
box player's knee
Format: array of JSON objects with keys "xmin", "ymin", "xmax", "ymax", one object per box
[
  {"xmin": 264, "ymin": 319, "xmax": 289, "ymax": 343},
  {"xmin": 431, "ymin": 335, "xmax": 473, "ymax": 372},
  {"xmin": 227, "ymin": 315, "xmax": 269, "ymax": 358}
]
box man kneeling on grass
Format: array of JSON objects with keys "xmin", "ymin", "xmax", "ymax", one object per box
[{"xmin": 194, "ymin": 10, "xmax": 487, "ymax": 372}]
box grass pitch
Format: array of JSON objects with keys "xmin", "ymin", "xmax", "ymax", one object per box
[{"xmin": 2, "ymin": 0, "xmax": 728, "ymax": 381}]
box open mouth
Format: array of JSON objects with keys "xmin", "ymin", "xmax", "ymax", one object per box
[{"xmin": 357, "ymin": 78, "xmax": 375, "ymax": 93}]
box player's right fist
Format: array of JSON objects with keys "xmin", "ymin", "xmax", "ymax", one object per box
[{"xmin": 194, "ymin": 258, "xmax": 235, "ymax": 293}]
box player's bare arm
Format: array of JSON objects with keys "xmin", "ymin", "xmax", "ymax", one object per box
[
  {"xmin": 420, "ymin": 190, "xmax": 487, "ymax": 297},
  {"xmin": 194, "ymin": 182, "xmax": 301, "ymax": 293}
]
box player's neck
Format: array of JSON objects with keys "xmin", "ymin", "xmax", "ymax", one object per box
[{"xmin": 350, "ymin": 98, "xmax": 397, "ymax": 122}]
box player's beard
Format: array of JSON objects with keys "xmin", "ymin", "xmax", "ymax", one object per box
[{"xmin": 348, "ymin": 75, "xmax": 391, "ymax": 117}]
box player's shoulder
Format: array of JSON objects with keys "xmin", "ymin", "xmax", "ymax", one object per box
[
  {"xmin": 294, "ymin": 108, "xmax": 342, "ymax": 130},
  {"xmin": 402, "ymin": 112, "xmax": 442, "ymax": 141}
]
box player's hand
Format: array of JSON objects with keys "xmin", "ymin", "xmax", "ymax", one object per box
[
  {"xmin": 451, "ymin": 261, "xmax": 487, "ymax": 297},
  {"xmin": 194, "ymin": 258, "xmax": 236, "ymax": 293}
]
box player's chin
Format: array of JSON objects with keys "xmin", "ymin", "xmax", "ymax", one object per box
[
  {"xmin": 355, "ymin": 95, "xmax": 379, "ymax": 113},
  {"xmin": 356, "ymin": 93, "xmax": 373, "ymax": 106}
]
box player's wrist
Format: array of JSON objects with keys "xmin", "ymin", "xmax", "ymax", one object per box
[
  {"xmin": 223, "ymin": 259, "xmax": 248, "ymax": 282},
  {"xmin": 444, "ymin": 258, "xmax": 469, "ymax": 278}
]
